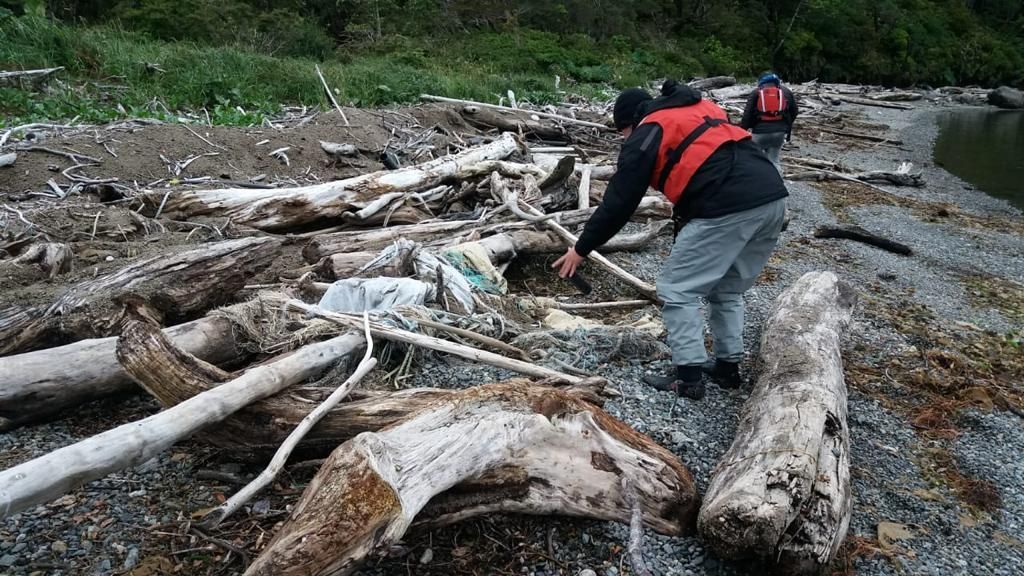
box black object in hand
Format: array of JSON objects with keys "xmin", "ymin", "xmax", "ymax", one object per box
[{"xmin": 566, "ymin": 272, "xmax": 592, "ymax": 295}]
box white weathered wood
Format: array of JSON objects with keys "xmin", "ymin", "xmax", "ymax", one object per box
[
  {"xmin": 421, "ymin": 94, "xmax": 612, "ymax": 130},
  {"xmin": 203, "ymin": 315, "xmax": 376, "ymax": 527},
  {"xmin": 286, "ymin": 300, "xmax": 587, "ymax": 384},
  {"xmin": 0, "ymin": 152, "xmax": 15, "ymax": 167},
  {"xmin": 828, "ymin": 93, "xmax": 913, "ymax": 110},
  {"xmin": 244, "ymin": 381, "xmax": 697, "ymax": 575},
  {"xmin": 315, "ymin": 64, "xmax": 349, "ymax": 126},
  {"xmin": 146, "ymin": 133, "xmax": 521, "ymax": 231},
  {"xmin": 698, "ymin": 271, "xmax": 856, "ymax": 573},
  {"xmin": 0, "ymin": 67, "xmax": 63, "ymax": 82},
  {"xmin": 0, "ymin": 332, "xmax": 364, "ymax": 518},
  {"xmin": 577, "ymin": 165, "xmax": 593, "ymax": 210},
  {"xmin": 319, "ymin": 141, "xmax": 358, "ymax": 156},
  {"xmin": 0, "ymin": 314, "xmax": 239, "ymax": 431}
]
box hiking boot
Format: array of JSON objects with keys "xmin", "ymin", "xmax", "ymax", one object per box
[
  {"xmin": 702, "ymin": 359, "xmax": 744, "ymax": 389},
  {"xmin": 642, "ymin": 365, "xmax": 705, "ymax": 400}
]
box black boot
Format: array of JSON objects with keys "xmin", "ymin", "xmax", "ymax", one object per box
[
  {"xmin": 642, "ymin": 365, "xmax": 705, "ymax": 400},
  {"xmin": 702, "ymin": 359, "xmax": 743, "ymax": 389}
]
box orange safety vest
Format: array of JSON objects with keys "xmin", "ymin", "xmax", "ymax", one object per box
[{"xmin": 639, "ymin": 100, "xmax": 751, "ymax": 204}]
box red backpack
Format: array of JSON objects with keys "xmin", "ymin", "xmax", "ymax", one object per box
[{"xmin": 757, "ymin": 86, "xmax": 787, "ymax": 121}]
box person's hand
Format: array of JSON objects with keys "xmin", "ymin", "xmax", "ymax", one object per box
[{"xmin": 552, "ymin": 247, "xmax": 585, "ymax": 278}]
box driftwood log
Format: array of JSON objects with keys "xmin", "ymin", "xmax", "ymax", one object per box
[
  {"xmin": 787, "ymin": 168, "xmax": 922, "ymax": 187},
  {"xmin": 0, "ymin": 314, "xmax": 239, "ymax": 431},
  {"xmin": 814, "ymin": 126, "xmax": 903, "ymax": 145},
  {"xmin": 460, "ymin": 105, "xmax": 565, "ymax": 140},
  {"xmin": 142, "ymin": 133, "xmax": 521, "ymax": 231},
  {"xmin": 689, "ymin": 76, "xmax": 737, "ymax": 91},
  {"xmin": 302, "ymin": 196, "xmax": 672, "ymax": 262},
  {"xmin": 814, "ymin": 225, "xmax": 913, "ymax": 255},
  {"xmin": 4, "ymin": 242, "xmax": 72, "ymax": 278},
  {"xmin": 244, "ymin": 381, "xmax": 698, "ymax": 576},
  {"xmin": 698, "ymin": 271, "xmax": 856, "ymax": 573},
  {"xmin": 0, "ymin": 325, "xmax": 365, "ymax": 518},
  {"xmin": 0, "ymin": 236, "xmax": 280, "ymax": 355}
]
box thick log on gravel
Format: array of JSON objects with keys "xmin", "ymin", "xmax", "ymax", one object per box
[
  {"xmin": 814, "ymin": 126, "xmax": 903, "ymax": 144},
  {"xmin": 787, "ymin": 168, "xmax": 922, "ymax": 187},
  {"xmin": 302, "ymin": 196, "xmax": 672, "ymax": 262},
  {"xmin": 0, "ymin": 314, "xmax": 239, "ymax": 431},
  {"xmin": 5, "ymin": 242, "xmax": 72, "ymax": 278},
  {"xmin": 0, "ymin": 236, "xmax": 279, "ymax": 356},
  {"xmin": 143, "ymin": 132, "xmax": 521, "ymax": 231},
  {"xmin": 828, "ymin": 93, "xmax": 913, "ymax": 110},
  {"xmin": 0, "ymin": 325, "xmax": 364, "ymax": 518},
  {"xmin": 698, "ymin": 271, "xmax": 856, "ymax": 573},
  {"xmin": 473, "ymin": 221, "xmax": 671, "ymax": 264},
  {"xmin": 244, "ymin": 381, "xmax": 698, "ymax": 576},
  {"xmin": 813, "ymin": 225, "xmax": 913, "ymax": 256}
]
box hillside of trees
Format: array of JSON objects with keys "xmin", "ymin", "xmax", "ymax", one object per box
[{"xmin": 1, "ymin": 1, "xmax": 1021, "ymax": 125}]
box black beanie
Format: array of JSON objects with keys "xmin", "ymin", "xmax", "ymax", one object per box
[{"xmin": 613, "ymin": 88, "xmax": 653, "ymax": 130}]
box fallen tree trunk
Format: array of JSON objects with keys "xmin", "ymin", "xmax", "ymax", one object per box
[
  {"xmin": 814, "ymin": 126, "xmax": 903, "ymax": 145},
  {"xmin": 813, "ymin": 225, "xmax": 913, "ymax": 255},
  {"xmin": 0, "ymin": 236, "xmax": 280, "ymax": 355},
  {"xmin": 244, "ymin": 381, "xmax": 698, "ymax": 576},
  {"xmin": 5, "ymin": 242, "xmax": 73, "ymax": 279},
  {"xmin": 689, "ymin": 76, "xmax": 737, "ymax": 91},
  {"xmin": 0, "ymin": 314, "xmax": 239, "ymax": 431},
  {"xmin": 787, "ymin": 168, "xmax": 922, "ymax": 187},
  {"xmin": 828, "ymin": 94, "xmax": 913, "ymax": 110},
  {"xmin": 0, "ymin": 327, "xmax": 365, "ymax": 518},
  {"xmin": 698, "ymin": 271, "xmax": 855, "ymax": 573},
  {"xmin": 460, "ymin": 105, "xmax": 565, "ymax": 140},
  {"xmin": 869, "ymin": 92, "xmax": 922, "ymax": 102},
  {"xmin": 302, "ymin": 196, "xmax": 672, "ymax": 262},
  {"xmin": 141, "ymin": 132, "xmax": 521, "ymax": 231},
  {"xmin": 421, "ymin": 94, "xmax": 612, "ymax": 130}
]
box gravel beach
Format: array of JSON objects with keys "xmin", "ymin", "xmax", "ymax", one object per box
[{"xmin": 2, "ymin": 100, "xmax": 1022, "ymax": 576}]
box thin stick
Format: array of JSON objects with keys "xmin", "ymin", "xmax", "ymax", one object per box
[
  {"xmin": 621, "ymin": 477, "xmax": 653, "ymax": 576},
  {"xmin": 0, "ymin": 123, "xmax": 74, "ymax": 148},
  {"xmin": 181, "ymin": 124, "xmax": 227, "ymax": 151},
  {"xmin": 287, "ymin": 300, "xmax": 586, "ymax": 384},
  {"xmin": 202, "ymin": 314, "xmax": 377, "ymax": 528},
  {"xmin": 421, "ymin": 94, "xmax": 611, "ymax": 130},
  {"xmin": 16, "ymin": 145, "xmax": 101, "ymax": 164},
  {"xmin": 401, "ymin": 315, "xmax": 529, "ymax": 360},
  {"xmin": 315, "ymin": 64, "xmax": 350, "ymax": 127},
  {"xmin": 555, "ymin": 300, "xmax": 651, "ymax": 311},
  {"xmin": 517, "ymin": 202, "xmax": 659, "ymax": 301}
]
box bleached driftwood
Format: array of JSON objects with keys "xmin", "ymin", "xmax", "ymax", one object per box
[
  {"xmin": 814, "ymin": 126, "xmax": 903, "ymax": 145},
  {"xmin": 287, "ymin": 300, "xmax": 590, "ymax": 385},
  {"xmin": 302, "ymin": 196, "xmax": 672, "ymax": 261},
  {"xmin": 577, "ymin": 165, "xmax": 593, "ymax": 210},
  {"xmin": 698, "ymin": 271, "xmax": 856, "ymax": 573},
  {"xmin": 0, "ymin": 314, "xmax": 239, "ymax": 431},
  {"xmin": 0, "ymin": 67, "xmax": 63, "ymax": 83},
  {"xmin": 787, "ymin": 168, "xmax": 923, "ymax": 187},
  {"xmin": 460, "ymin": 105, "xmax": 565, "ymax": 140},
  {"xmin": 320, "ymin": 141, "xmax": 358, "ymax": 157},
  {"xmin": 143, "ymin": 133, "xmax": 521, "ymax": 231},
  {"xmin": 5, "ymin": 242, "xmax": 72, "ymax": 278},
  {"xmin": 203, "ymin": 315, "xmax": 378, "ymax": 527},
  {"xmin": 0, "ymin": 236, "xmax": 280, "ymax": 355},
  {"xmin": 244, "ymin": 381, "xmax": 698, "ymax": 576},
  {"xmin": 0, "ymin": 152, "xmax": 15, "ymax": 167},
  {"xmin": 421, "ymin": 94, "xmax": 612, "ymax": 130},
  {"xmin": 689, "ymin": 76, "xmax": 737, "ymax": 91},
  {"xmin": 869, "ymin": 92, "xmax": 922, "ymax": 102},
  {"xmin": 0, "ymin": 329, "xmax": 365, "ymax": 518},
  {"xmin": 827, "ymin": 93, "xmax": 913, "ymax": 110}
]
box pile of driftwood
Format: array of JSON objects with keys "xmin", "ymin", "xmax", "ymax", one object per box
[{"xmin": 0, "ymin": 92, "xmax": 863, "ymax": 575}]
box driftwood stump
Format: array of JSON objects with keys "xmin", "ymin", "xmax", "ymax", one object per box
[
  {"xmin": 245, "ymin": 382, "xmax": 698, "ymax": 576},
  {"xmin": 698, "ymin": 271, "xmax": 856, "ymax": 574}
]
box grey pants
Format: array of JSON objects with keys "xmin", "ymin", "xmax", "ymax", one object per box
[
  {"xmin": 752, "ymin": 131, "xmax": 786, "ymax": 173},
  {"xmin": 657, "ymin": 198, "xmax": 786, "ymax": 366}
]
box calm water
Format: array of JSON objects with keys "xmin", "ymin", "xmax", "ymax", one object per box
[{"xmin": 933, "ymin": 109, "xmax": 1024, "ymax": 210}]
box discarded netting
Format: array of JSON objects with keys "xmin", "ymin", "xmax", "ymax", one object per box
[
  {"xmin": 210, "ymin": 291, "xmax": 343, "ymax": 355},
  {"xmin": 318, "ymin": 277, "xmax": 436, "ymax": 313},
  {"xmin": 512, "ymin": 327, "xmax": 670, "ymax": 373}
]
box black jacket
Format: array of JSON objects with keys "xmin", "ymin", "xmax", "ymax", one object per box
[
  {"xmin": 574, "ymin": 83, "xmax": 788, "ymax": 257},
  {"xmin": 740, "ymin": 84, "xmax": 799, "ymax": 134}
]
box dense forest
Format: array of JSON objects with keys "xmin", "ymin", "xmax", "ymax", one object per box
[{"xmin": 1, "ymin": 0, "xmax": 1022, "ymax": 123}]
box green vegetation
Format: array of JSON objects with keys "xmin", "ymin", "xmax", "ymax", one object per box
[{"xmin": 0, "ymin": 0, "xmax": 1022, "ymax": 127}]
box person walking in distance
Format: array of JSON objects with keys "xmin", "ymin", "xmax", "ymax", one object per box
[
  {"xmin": 741, "ymin": 72, "xmax": 799, "ymax": 171},
  {"xmin": 552, "ymin": 80, "xmax": 788, "ymax": 401}
]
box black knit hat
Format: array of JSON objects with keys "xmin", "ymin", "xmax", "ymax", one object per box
[{"xmin": 613, "ymin": 88, "xmax": 653, "ymax": 130}]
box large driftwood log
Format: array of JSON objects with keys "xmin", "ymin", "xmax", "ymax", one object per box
[
  {"xmin": 814, "ymin": 126, "xmax": 903, "ymax": 145},
  {"xmin": 0, "ymin": 236, "xmax": 280, "ymax": 355},
  {"xmin": 460, "ymin": 105, "xmax": 565, "ymax": 140},
  {"xmin": 0, "ymin": 314, "xmax": 239, "ymax": 431},
  {"xmin": 0, "ymin": 327, "xmax": 364, "ymax": 518},
  {"xmin": 787, "ymin": 168, "xmax": 922, "ymax": 187},
  {"xmin": 689, "ymin": 76, "xmax": 737, "ymax": 91},
  {"xmin": 302, "ymin": 196, "xmax": 672, "ymax": 262},
  {"xmin": 827, "ymin": 93, "xmax": 913, "ymax": 110},
  {"xmin": 421, "ymin": 94, "xmax": 612, "ymax": 130},
  {"xmin": 698, "ymin": 271, "xmax": 856, "ymax": 573},
  {"xmin": 244, "ymin": 381, "xmax": 698, "ymax": 576},
  {"xmin": 143, "ymin": 133, "xmax": 521, "ymax": 231}
]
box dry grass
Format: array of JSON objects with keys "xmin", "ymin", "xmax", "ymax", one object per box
[{"xmin": 962, "ymin": 274, "xmax": 1024, "ymax": 324}]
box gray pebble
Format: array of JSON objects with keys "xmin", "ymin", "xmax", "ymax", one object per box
[
  {"xmin": 123, "ymin": 547, "xmax": 139, "ymax": 570},
  {"xmin": 0, "ymin": 554, "xmax": 15, "ymax": 567},
  {"xmin": 52, "ymin": 540, "xmax": 68, "ymax": 555},
  {"xmin": 11, "ymin": 542, "xmax": 25, "ymax": 554}
]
